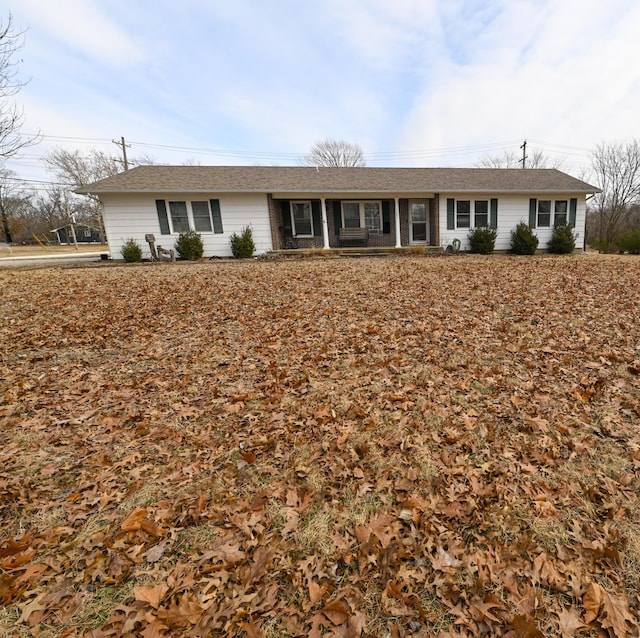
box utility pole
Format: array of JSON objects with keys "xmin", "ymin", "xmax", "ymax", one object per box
[
  {"xmin": 112, "ymin": 136, "xmax": 131, "ymax": 171},
  {"xmin": 64, "ymin": 191, "xmax": 79, "ymax": 250},
  {"xmin": 519, "ymin": 140, "xmax": 527, "ymax": 169}
]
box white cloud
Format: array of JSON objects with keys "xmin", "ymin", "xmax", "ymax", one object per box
[
  {"xmin": 5, "ymin": 0, "xmax": 640, "ymax": 184},
  {"xmin": 16, "ymin": 0, "xmax": 144, "ymax": 66},
  {"xmin": 396, "ymin": 0, "xmax": 640, "ymax": 168}
]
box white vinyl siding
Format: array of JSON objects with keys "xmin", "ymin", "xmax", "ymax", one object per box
[
  {"xmin": 100, "ymin": 193, "xmax": 273, "ymax": 258},
  {"xmin": 439, "ymin": 193, "xmax": 587, "ymax": 252}
]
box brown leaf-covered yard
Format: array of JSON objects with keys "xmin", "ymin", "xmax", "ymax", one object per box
[{"xmin": 1, "ymin": 254, "xmax": 640, "ymax": 637}]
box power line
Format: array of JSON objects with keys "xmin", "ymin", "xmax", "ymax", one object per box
[{"xmin": 13, "ymin": 131, "xmax": 530, "ymax": 163}]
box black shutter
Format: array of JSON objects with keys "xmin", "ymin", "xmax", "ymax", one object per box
[
  {"xmin": 446, "ymin": 198, "xmax": 455, "ymax": 230},
  {"xmin": 382, "ymin": 200, "xmax": 391, "ymax": 234},
  {"xmin": 209, "ymin": 199, "xmax": 223, "ymax": 234},
  {"xmin": 569, "ymin": 198, "xmax": 577, "ymax": 228},
  {"xmin": 311, "ymin": 200, "xmax": 322, "ymax": 237},
  {"xmin": 529, "ymin": 198, "xmax": 537, "ymax": 228},
  {"xmin": 490, "ymin": 198, "xmax": 498, "ymax": 229},
  {"xmin": 155, "ymin": 200, "xmax": 170, "ymax": 235},
  {"xmin": 333, "ymin": 200, "xmax": 342, "ymax": 231},
  {"xmin": 280, "ymin": 201, "xmax": 292, "ymax": 231}
]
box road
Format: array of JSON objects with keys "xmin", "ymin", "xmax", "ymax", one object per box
[{"xmin": 0, "ymin": 252, "xmax": 109, "ymax": 268}]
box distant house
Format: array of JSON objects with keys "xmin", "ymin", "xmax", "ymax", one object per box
[
  {"xmin": 52, "ymin": 223, "xmax": 102, "ymax": 245},
  {"xmin": 77, "ymin": 166, "xmax": 599, "ymax": 257}
]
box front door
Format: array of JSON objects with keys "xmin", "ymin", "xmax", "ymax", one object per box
[{"xmin": 410, "ymin": 201, "xmax": 428, "ymax": 244}]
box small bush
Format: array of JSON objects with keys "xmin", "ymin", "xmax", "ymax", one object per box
[
  {"xmin": 121, "ymin": 238, "xmax": 142, "ymax": 262},
  {"xmin": 468, "ymin": 227, "xmax": 497, "ymax": 254},
  {"xmin": 175, "ymin": 230, "xmax": 204, "ymax": 260},
  {"xmin": 548, "ymin": 224, "xmax": 576, "ymax": 254},
  {"xmin": 230, "ymin": 225, "xmax": 255, "ymax": 259},
  {"xmin": 510, "ymin": 222, "xmax": 539, "ymax": 255},
  {"xmin": 618, "ymin": 229, "xmax": 640, "ymax": 254}
]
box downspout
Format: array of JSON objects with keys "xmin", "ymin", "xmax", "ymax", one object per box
[{"xmin": 585, "ymin": 193, "xmax": 595, "ymax": 253}]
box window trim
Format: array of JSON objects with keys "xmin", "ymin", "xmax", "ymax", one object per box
[
  {"xmin": 448, "ymin": 198, "xmax": 498, "ymax": 230},
  {"xmin": 192, "ymin": 200, "xmax": 213, "ymax": 233},
  {"xmin": 290, "ymin": 201, "xmax": 314, "ymax": 237},
  {"xmin": 537, "ymin": 200, "xmax": 552, "ymax": 228},
  {"xmin": 168, "ymin": 201, "xmax": 190, "ymax": 234},
  {"xmin": 554, "ymin": 200, "xmax": 568, "ymax": 226},
  {"xmin": 535, "ymin": 199, "xmax": 570, "ymax": 228},
  {"xmin": 456, "ymin": 200, "xmax": 471, "ymax": 229},
  {"xmin": 474, "ymin": 200, "xmax": 489, "ymax": 228},
  {"xmin": 341, "ymin": 200, "xmax": 382, "ymax": 232},
  {"xmin": 157, "ymin": 199, "xmax": 220, "ymax": 235}
]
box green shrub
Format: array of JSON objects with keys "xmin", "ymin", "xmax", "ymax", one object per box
[
  {"xmin": 510, "ymin": 222, "xmax": 539, "ymax": 255},
  {"xmin": 618, "ymin": 229, "xmax": 640, "ymax": 254},
  {"xmin": 175, "ymin": 230, "xmax": 204, "ymax": 260},
  {"xmin": 121, "ymin": 238, "xmax": 142, "ymax": 262},
  {"xmin": 548, "ymin": 224, "xmax": 576, "ymax": 254},
  {"xmin": 468, "ymin": 227, "xmax": 497, "ymax": 254},
  {"xmin": 230, "ymin": 225, "xmax": 255, "ymax": 259}
]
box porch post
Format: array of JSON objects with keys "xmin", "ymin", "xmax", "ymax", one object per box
[
  {"xmin": 321, "ymin": 197, "xmax": 330, "ymax": 249},
  {"xmin": 394, "ymin": 197, "xmax": 401, "ymax": 248}
]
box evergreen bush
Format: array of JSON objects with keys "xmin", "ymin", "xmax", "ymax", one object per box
[
  {"xmin": 175, "ymin": 230, "xmax": 204, "ymax": 260},
  {"xmin": 121, "ymin": 238, "xmax": 142, "ymax": 262},
  {"xmin": 467, "ymin": 227, "xmax": 497, "ymax": 254},
  {"xmin": 618, "ymin": 229, "xmax": 640, "ymax": 254},
  {"xmin": 230, "ymin": 225, "xmax": 255, "ymax": 258},
  {"xmin": 548, "ymin": 224, "xmax": 576, "ymax": 254},
  {"xmin": 510, "ymin": 222, "xmax": 539, "ymax": 255}
]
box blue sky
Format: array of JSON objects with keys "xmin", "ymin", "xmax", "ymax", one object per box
[{"xmin": 3, "ymin": 0, "xmax": 640, "ymax": 188}]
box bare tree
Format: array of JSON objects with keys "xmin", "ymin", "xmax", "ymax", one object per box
[
  {"xmin": 478, "ymin": 149, "xmax": 564, "ymax": 169},
  {"xmin": 590, "ymin": 140, "xmax": 640, "ymax": 252},
  {"xmin": 32, "ymin": 186, "xmax": 66, "ymax": 231},
  {"xmin": 46, "ymin": 147, "xmax": 120, "ymax": 189},
  {"xmin": 301, "ymin": 139, "xmax": 366, "ymax": 167},
  {"xmin": 0, "ymin": 14, "xmax": 39, "ymax": 159},
  {"xmin": 0, "ymin": 167, "xmax": 30, "ymax": 242},
  {"xmin": 46, "ymin": 148, "xmax": 122, "ymax": 242}
]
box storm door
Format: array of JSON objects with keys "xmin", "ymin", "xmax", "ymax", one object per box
[{"xmin": 410, "ymin": 201, "xmax": 428, "ymax": 244}]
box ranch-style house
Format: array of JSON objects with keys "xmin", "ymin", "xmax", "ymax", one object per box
[{"xmin": 77, "ymin": 165, "xmax": 599, "ymax": 258}]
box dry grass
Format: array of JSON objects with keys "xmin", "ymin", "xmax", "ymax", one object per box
[{"xmin": 1, "ymin": 254, "xmax": 640, "ymax": 636}]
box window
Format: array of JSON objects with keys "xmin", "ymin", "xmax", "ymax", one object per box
[
  {"xmin": 291, "ymin": 201, "xmax": 313, "ymax": 236},
  {"xmin": 456, "ymin": 200, "xmax": 471, "ymax": 228},
  {"xmin": 156, "ymin": 199, "xmax": 223, "ymax": 235},
  {"xmin": 364, "ymin": 203, "xmax": 381, "ymax": 232},
  {"xmin": 343, "ymin": 202, "xmax": 361, "ymax": 228},
  {"xmin": 448, "ymin": 198, "xmax": 497, "ymax": 230},
  {"xmin": 554, "ymin": 200, "xmax": 568, "ymax": 226},
  {"xmin": 474, "ymin": 200, "xmax": 488, "ymax": 228},
  {"xmin": 169, "ymin": 202, "xmax": 190, "ymax": 233},
  {"xmin": 342, "ymin": 201, "xmax": 382, "ymax": 231},
  {"xmin": 192, "ymin": 201, "xmax": 212, "ymax": 232},
  {"xmin": 537, "ymin": 200, "xmax": 551, "ymax": 227},
  {"xmin": 83, "ymin": 228, "xmax": 92, "ymax": 238}
]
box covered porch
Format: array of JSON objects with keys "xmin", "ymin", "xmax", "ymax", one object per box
[{"xmin": 267, "ymin": 194, "xmax": 440, "ymax": 251}]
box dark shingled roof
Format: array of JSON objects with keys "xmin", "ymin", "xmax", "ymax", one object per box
[{"xmin": 76, "ymin": 165, "xmax": 600, "ymax": 195}]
